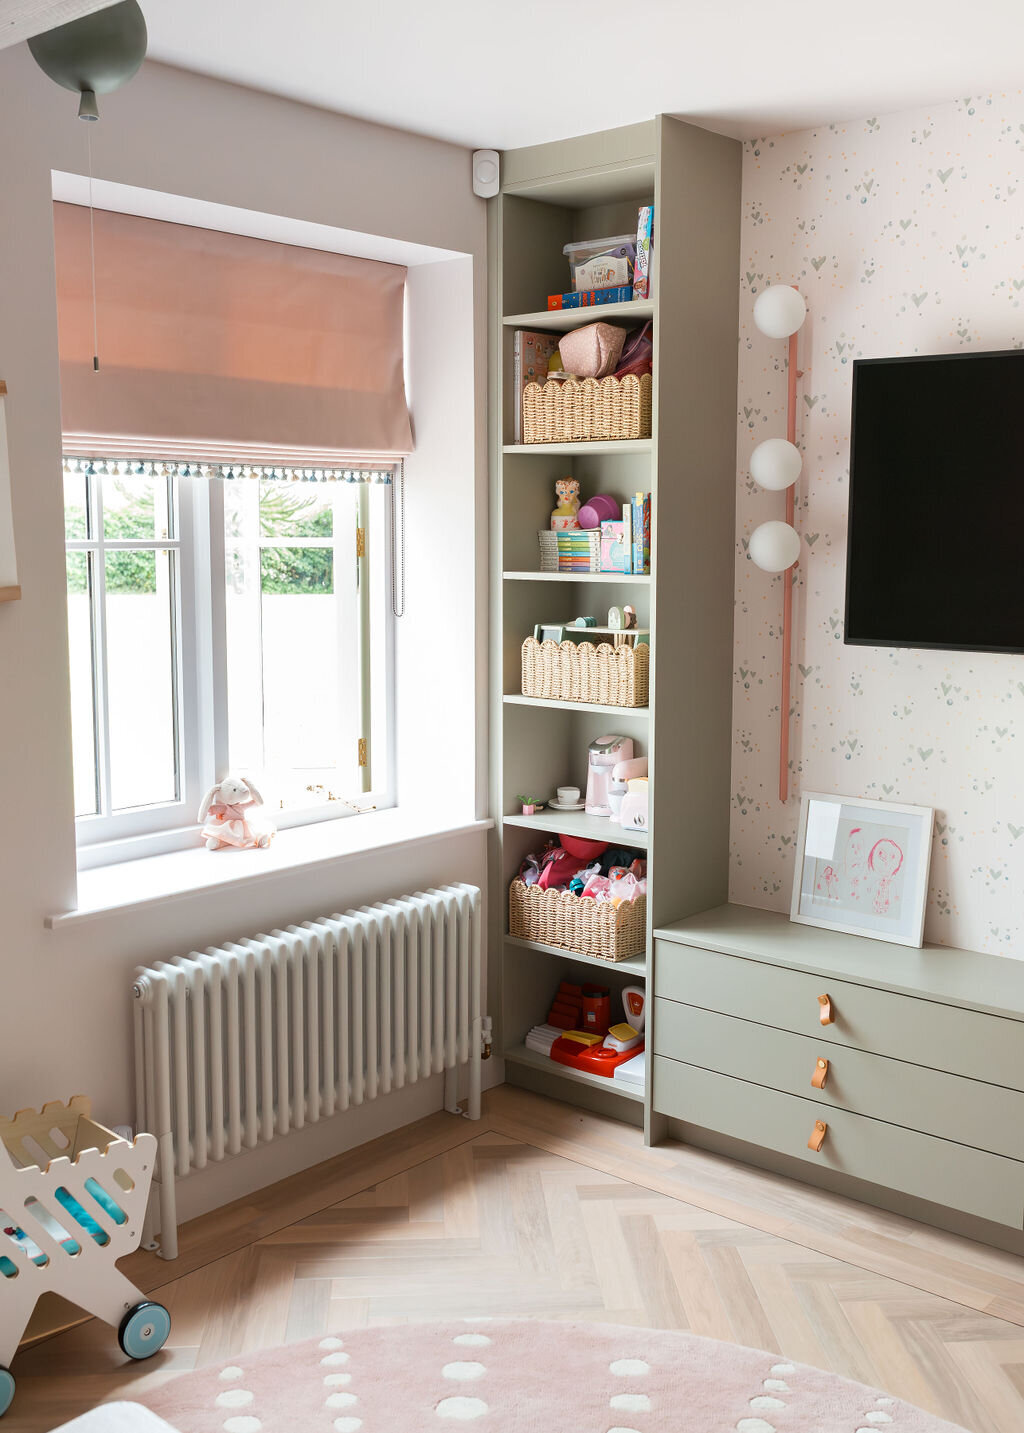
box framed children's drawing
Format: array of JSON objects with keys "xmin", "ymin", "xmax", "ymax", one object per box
[
  {"xmin": 790, "ymin": 792, "xmax": 933, "ymax": 947},
  {"xmin": 0, "ymin": 381, "xmax": 20, "ymax": 604}
]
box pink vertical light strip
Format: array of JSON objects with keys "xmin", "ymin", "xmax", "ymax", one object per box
[{"xmin": 780, "ymin": 324, "xmax": 800, "ymax": 803}]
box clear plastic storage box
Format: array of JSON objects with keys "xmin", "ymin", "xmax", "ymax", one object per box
[{"xmin": 563, "ymin": 234, "xmax": 636, "ymax": 293}]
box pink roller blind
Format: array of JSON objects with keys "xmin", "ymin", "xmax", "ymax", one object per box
[{"xmin": 53, "ymin": 203, "xmax": 413, "ymax": 457}]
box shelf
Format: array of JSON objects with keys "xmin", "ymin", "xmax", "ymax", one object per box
[
  {"xmin": 504, "ymin": 1043, "xmax": 645, "ymax": 1102},
  {"xmin": 505, "ymin": 934, "xmax": 647, "ymax": 977},
  {"xmin": 504, "ymin": 694, "xmax": 649, "ymax": 718},
  {"xmin": 503, "ymin": 571, "xmax": 651, "ymax": 585},
  {"xmin": 503, "ymin": 440, "xmax": 652, "ymax": 457},
  {"xmin": 503, "ymin": 808, "xmax": 648, "ymax": 850},
  {"xmin": 503, "ymin": 300, "xmax": 654, "ymax": 333}
]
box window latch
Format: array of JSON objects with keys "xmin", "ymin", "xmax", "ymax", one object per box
[
  {"xmin": 358, "ymin": 737, "xmax": 368, "ymax": 767},
  {"xmin": 356, "ymin": 526, "xmax": 366, "ymax": 558}
]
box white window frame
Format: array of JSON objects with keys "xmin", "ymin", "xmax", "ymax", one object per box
[
  {"xmin": 67, "ymin": 471, "xmax": 202, "ymax": 850},
  {"xmin": 66, "ymin": 460, "xmax": 397, "ymax": 867}
]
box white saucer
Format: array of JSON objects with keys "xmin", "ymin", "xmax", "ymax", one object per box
[{"xmin": 547, "ymin": 800, "xmax": 586, "ymax": 811}]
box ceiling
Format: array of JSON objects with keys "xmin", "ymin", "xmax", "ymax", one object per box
[
  {"xmin": 0, "ymin": 0, "xmax": 114, "ymax": 48},
  {"xmin": 133, "ymin": 1, "xmax": 1024, "ymax": 148}
]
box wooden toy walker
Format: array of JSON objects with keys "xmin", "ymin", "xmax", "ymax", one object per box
[{"xmin": 0, "ymin": 1096, "xmax": 170, "ymax": 1417}]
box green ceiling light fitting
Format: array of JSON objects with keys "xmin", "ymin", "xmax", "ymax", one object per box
[
  {"xmin": 28, "ymin": 1, "xmax": 148, "ymax": 373},
  {"xmin": 28, "ymin": 0, "xmax": 147, "ymax": 121}
]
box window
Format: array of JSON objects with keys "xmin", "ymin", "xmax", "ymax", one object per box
[{"xmin": 64, "ymin": 459, "xmax": 395, "ymax": 860}]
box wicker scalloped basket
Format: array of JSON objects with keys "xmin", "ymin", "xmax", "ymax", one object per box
[
  {"xmin": 521, "ymin": 636, "xmax": 649, "ymax": 708},
  {"xmin": 509, "ymin": 880, "xmax": 646, "ymax": 962},
  {"xmin": 522, "ymin": 373, "xmax": 653, "ymax": 444}
]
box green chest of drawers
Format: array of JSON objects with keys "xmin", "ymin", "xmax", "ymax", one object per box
[{"xmin": 652, "ymin": 905, "xmax": 1024, "ymax": 1243}]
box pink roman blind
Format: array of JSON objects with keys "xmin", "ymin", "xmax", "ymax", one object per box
[{"xmin": 53, "ymin": 203, "xmax": 413, "ymax": 459}]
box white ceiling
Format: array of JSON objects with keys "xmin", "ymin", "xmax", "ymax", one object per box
[
  {"xmin": 0, "ymin": 0, "xmax": 115, "ymax": 49},
  {"xmin": 138, "ymin": 0, "xmax": 1024, "ymax": 150}
]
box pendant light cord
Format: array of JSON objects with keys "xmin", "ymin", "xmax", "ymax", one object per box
[{"xmin": 86, "ymin": 124, "xmax": 99, "ymax": 372}]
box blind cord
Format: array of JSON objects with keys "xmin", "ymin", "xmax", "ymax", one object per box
[
  {"xmin": 390, "ymin": 458, "xmax": 406, "ymax": 617},
  {"xmin": 86, "ymin": 125, "xmax": 99, "ymax": 373}
]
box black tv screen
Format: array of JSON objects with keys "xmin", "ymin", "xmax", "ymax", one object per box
[{"xmin": 846, "ymin": 350, "xmax": 1024, "ymax": 653}]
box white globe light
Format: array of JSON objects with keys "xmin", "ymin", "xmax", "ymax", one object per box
[
  {"xmin": 750, "ymin": 437, "xmax": 802, "ymax": 491},
  {"xmin": 753, "ymin": 284, "xmax": 807, "ymax": 339},
  {"xmin": 749, "ymin": 520, "xmax": 800, "ymax": 572}
]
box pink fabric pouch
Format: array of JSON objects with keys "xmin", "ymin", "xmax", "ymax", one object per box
[{"xmin": 558, "ymin": 322, "xmax": 627, "ymax": 379}]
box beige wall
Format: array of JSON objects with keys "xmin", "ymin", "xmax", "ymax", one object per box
[{"xmin": 0, "ymin": 50, "xmax": 490, "ymax": 1209}]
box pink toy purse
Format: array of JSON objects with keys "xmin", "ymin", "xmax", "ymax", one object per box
[{"xmin": 558, "ymin": 321, "xmax": 627, "ymax": 379}]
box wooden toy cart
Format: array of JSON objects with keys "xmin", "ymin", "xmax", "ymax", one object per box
[{"xmin": 0, "ymin": 1097, "xmax": 170, "ymax": 1417}]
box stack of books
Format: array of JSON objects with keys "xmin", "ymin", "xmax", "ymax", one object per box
[
  {"xmin": 556, "ymin": 530, "xmax": 600, "ymax": 572},
  {"xmin": 613, "ymin": 1050, "xmax": 646, "ymax": 1089},
  {"xmin": 525, "ymin": 1024, "xmax": 561, "ymax": 1057},
  {"xmin": 598, "ymin": 493, "xmax": 652, "ymax": 575},
  {"xmin": 538, "ymin": 530, "xmax": 559, "ymax": 572},
  {"xmin": 547, "ymin": 284, "xmax": 634, "ymax": 310}
]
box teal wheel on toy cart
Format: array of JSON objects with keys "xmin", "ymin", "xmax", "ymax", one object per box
[
  {"xmin": 0, "ymin": 1366, "xmax": 14, "ymax": 1418},
  {"xmin": 118, "ymin": 1300, "xmax": 171, "ymax": 1360}
]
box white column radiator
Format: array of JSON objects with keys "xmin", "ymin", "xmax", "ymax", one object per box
[{"xmin": 132, "ymin": 883, "xmax": 484, "ymax": 1259}]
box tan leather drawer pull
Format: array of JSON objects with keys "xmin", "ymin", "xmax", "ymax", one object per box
[
  {"xmin": 808, "ymin": 1120, "xmax": 827, "ymax": 1152},
  {"xmin": 817, "ymin": 993, "xmax": 834, "ymax": 1025},
  {"xmin": 811, "ymin": 1057, "xmax": 829, "ymax": 1089}
]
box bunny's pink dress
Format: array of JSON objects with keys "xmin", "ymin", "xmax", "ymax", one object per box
[{"xmin": 201, "ymin": 799, "xmax": 273, "ymax": 849}]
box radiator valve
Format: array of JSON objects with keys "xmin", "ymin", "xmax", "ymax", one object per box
[{"xmin": 481, "ymin": 1015, "xmax": 493, "ymax": 1060}]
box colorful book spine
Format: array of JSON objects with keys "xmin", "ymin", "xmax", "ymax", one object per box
[
  {"xmin": 547, "ymin": 285, "xmax": 634, "ymax": 310},
  {"xmin": 633, "ymin": 206, "xmax": 653, "ymax": 300},
  {"xmin": 631, "ymin": 492, "xmax": 651, "ymax": 575},
  {"xmin": 600, "ymin": 520, "xmax": 631, "ymax": 574},
  {"xmin": 622, "ymin": 502, "xmax": 633, "ymax": 575},
  {"xmin": 556, "ymin": 531, "xmax": 597, "ymax": 571}
]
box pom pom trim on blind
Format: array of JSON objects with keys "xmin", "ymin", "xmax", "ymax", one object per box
[{"xmin": 62, "ymin": 456, "xmax": 395, "ymax": 484}]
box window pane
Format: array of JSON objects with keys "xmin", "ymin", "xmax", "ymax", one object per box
[
  {"xmin": 65, "ymin": 551, "xmax": 97, "ymax": 816},
  {"xmin": 259, "ymin": 546, "xmax": 333, "ymax": 594},
  {"xmin": 225, "ymin": 484, "xmax": 361, "ymax": 813},
  {"xmin": 106, "ymin": 549, "xmax": 179, "ymax": 810},
  {"xmin": 64, "ymin": 470, "xmax": 89, "ymax": 540},
  {"xmin": 259, "ymin": 548, "xmax": 349, "ymax": 805},
  {"xmin": 102, "ymin": 474, "xmax": 174, "ymax": 541},
  {"xmin": 258, "ymin": 482, "xmax": 332, "ymax": 539}
]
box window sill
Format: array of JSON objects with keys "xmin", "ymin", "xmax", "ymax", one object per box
[{"xmin": 46, "ymin": 810, "xmax": 493, "ymax": 929}]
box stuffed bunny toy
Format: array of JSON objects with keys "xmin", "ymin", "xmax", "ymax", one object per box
[{"xmin": 198, "ymin": 774, "xmax": 275, "ymax": 851}]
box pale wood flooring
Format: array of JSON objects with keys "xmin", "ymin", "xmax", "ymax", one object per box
[{"xmin": 7, "ymin": 1086, "xmax": 1024, "ymax": 1432}]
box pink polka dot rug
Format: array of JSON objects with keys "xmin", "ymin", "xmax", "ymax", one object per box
[{"xmin": 138, "ymin": 1319, "xmax": 968, "ymax": 1433}]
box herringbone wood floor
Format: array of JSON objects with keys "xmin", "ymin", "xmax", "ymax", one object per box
[{"xmin": 7, "ymin": 1087, "xmax": 1024, "ymax": 1432}]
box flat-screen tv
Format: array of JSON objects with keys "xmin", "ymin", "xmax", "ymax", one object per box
[{"xmin": 846, "ymin": 349, "xmax": 1024, "ymax": 653}]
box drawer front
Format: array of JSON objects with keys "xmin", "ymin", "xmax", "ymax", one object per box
[
  {"xmin": 653, "ymin": 1056, "xmax": 1024, "ymax": 1229},
  {"xmin": 655, "ymin": 940, "xmax": 1024, "ymax": 1089},
  {"xmin": 655, "ymin": 999, "xmax": 1024, "ymax": 1160}
]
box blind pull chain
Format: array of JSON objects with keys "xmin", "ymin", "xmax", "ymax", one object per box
[{"xmin": 390, "ymin": 457, "xmax": 406, "ymax": 618}]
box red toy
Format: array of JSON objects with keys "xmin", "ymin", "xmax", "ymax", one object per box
[{"xmin": 550, "ymin": 1034, "xmax": 642, "ymax": 1077}]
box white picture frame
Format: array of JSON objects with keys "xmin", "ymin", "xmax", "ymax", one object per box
[
  {"xmin": 790, "ymin": 791, "xmax": 933, "ymax": 948},
  {"xmin": 0, "ymin": 384, "xmax": 20, "ymax": 603}
]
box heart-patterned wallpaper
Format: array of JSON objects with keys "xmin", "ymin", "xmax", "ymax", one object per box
[{"xmin": 730, "ymin": 91, "xmax": 1024, "ymax": 956}]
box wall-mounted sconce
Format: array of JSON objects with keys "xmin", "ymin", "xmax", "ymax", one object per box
[{"xmin": 749, "ymin": 284, "xmax": 807, "ymax": 802}]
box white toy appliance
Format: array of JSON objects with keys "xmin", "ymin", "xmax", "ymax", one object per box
[
  {"xmin": 603, "ymin": 984, "xmax": 647, "ymax": 1053},
  {"xmin": 619, "ymin": 776, "xmax": 649, "ymax": 832},
  {"xmin": 585, "ymin": 734, "xmax": 634, "ymax": 817},
  {"xmin": 610, "ymin": 757, "xmax": 648, "ymax": 826}
]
